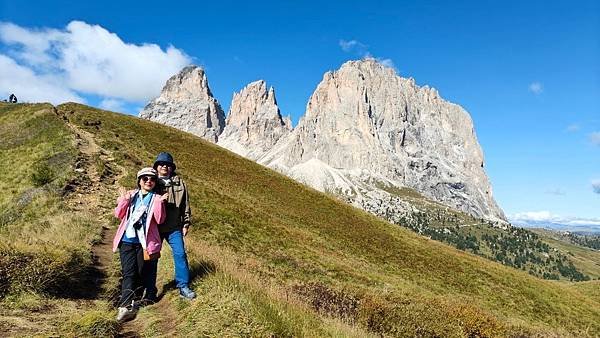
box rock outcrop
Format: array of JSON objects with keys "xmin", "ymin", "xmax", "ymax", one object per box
[
  {"xmin": 259, "ymin": 59, "xmax": 505, "ymax": 221},
  {"xmin": 139, "ymin": 65, "xmax": 225, "ymax": 142},
  {"xmin": 218, "ymin": 80, "xmax": 292, "ymax": 159}
]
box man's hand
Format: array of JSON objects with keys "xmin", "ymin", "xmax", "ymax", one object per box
[
  {"xmin": 182, "ymin": 227, "xmax": 189, "ymax": 237},
  {"xmin": 119, "ymin": 187, "xmax": 130, "ymax": 201},
  {"xmin": 160, "ymin": 192, "xmax": 169, "ymax": 202}
]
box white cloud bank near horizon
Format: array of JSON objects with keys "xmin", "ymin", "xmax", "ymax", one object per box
[
  {"xmin": 0, "ymin": 21, "xmax": 190, "ymax": 108},
  {"xmin": 510, "ymin": 210, "xmax": 600, "ymax": 233},
  {"xmin": 0, "ymin": 54, "xmax": 84, "ymax": 104}
]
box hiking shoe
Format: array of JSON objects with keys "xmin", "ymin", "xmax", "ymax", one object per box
[
  {"xmin": 179, "ymin": 286, "xmax": 196, "ymax": 300},
  {"xmin": 116, "ymin": 306, "xmax": 136, "ymax": 322}
]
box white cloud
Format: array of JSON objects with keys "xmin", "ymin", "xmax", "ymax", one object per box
[
  {"xmin": 0, "ymin": 20, "xmax": 191, "ymax": 106},
  {"xmin": 338, "ymin": 39, "xmax": 397, "ymax": 72},
  {"xmin": 0, "ymin": 22, "xmax": 62, "ymax": 66},
  {"xmin": 377, "ymin": 58, "xmax": 396, "ymax": 70},
  {"xmin": 592, "ymin": 180, "xmax": 600, "ymax": 194},
  {"xmin": 512, "ymin": 211, "xmax": 600, "ymax": 225},
  {"xmin": 544, "ymin": 188, "xmax": 566, "ymax": 196},
  {"xmin": 589, "ymin": 132, "xmax": 600, "ymax": 146},
  {"xmin": 99, "ymin": 98, "xmax": 126, "ymax": 112},
  {"xmin": 510, "ymin": 211, "xmax": 600, "ymax": 232},
  {"xmin": 512, "ymin": 211, "xmax": 556, "ymax": 222},
  {"xmin": 565, "ymin": 124, "xmax": 580, "ymax": 132},
  {"xmin": 339, "ymin": 39, "xmax": 367, "ymax": 53},
  {"xmin": 0, "ymin": 54, "xmax": 83, "ymax": 104},
  {"xmin": 528, "ymin": 82, "xmax": 543, "ymax": 95}
]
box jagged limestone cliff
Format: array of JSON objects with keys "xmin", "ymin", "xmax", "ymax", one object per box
[
  {"xmin": 218, "ymin": 80, "xmax": 292, "ymax": 160},
  {"xmin": 140, "ymin": 65, "xmax": 225, "ymax": 142},
  {"xmin": 141, "ymin": 60, "xmax": 506, "ymax": 222},
  {"xmin": 258, "ymin": 59, "xmax": 505, "ymax": 221}
]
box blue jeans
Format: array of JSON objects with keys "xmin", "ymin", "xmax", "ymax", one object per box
[{"xmin": 160, "ymin": 230, "xmax": 190, "ymax": 289}]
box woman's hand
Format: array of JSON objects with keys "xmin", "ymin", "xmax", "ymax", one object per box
[
  {"xmin": 160, "ymin": 192, "xmax": 169, "ymax": 202},
  {"xmin": 119, "ymin": 187, "xmax": 131, "ymax": 201}
]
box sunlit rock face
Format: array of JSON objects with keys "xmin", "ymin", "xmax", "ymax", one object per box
[
  {"xmin": 142, "ymin": 60, "xmax": 505, "ymax": 222},
  {"xmin": 140, "ymin": 65, "xmax": 225, "ymax": 143},
  {"xmin": 218, "ymin": 80, "xmax": 292, "ymax": 160},
  {"xmin": 259, "ymin": 59, "xmax": 505, "ymax": 222}
]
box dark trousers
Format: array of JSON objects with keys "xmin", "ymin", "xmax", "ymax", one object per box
[{"xmin": 118, "ymin": 242, "xmax": 158, "ymax": 306}]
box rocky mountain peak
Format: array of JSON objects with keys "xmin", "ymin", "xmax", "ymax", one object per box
[
  {"xmin": 340, "ymin": 57, "xmax": 396, "ymax": 74},
  {"xmin": 160, "ymin": 65, "xmax": 213, "ymax": 100},
  {"xmin": 218, "ymin": 80, "xmax": 292, "ymax": 159},
  {"xmin": 141, "ymin": 60, "xmax": 505, "ymax": 222},
  {"xmin": 260, "ymin": 59, "xmax": 506, "ymax": 221},
  {"xmin": 267, "ymin": 86, "xmax": 277, "ymax": 104},
  {"xmin": 139, "ymin": 65, "xmax": 225, "ymax": 143}
]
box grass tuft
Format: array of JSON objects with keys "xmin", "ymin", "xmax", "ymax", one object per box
[
  {"xmin": 69, "ymin": 310, "xmax": 119, "ymax": 337},
  {"xmin": 30, "ymin": 161, "xmax": 55, "ymax": 187}
]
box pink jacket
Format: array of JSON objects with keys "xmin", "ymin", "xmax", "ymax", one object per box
[{"xmin": 113, "ymin": 190, "xmax": 165, "ymax": 255}]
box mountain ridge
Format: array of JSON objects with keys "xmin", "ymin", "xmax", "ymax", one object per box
[
  {"xmin": 257, "ymin": 59, "xmax": 505, "ymax": 222},
  {"xmin": 140, "ymin": 59, "xmax": 505, "ymax": 223}
]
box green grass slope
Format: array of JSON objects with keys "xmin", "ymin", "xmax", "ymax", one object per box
[
  {"xmin": 532, "ymin": 229, "xmax": 600, "ymax": 280},
  {"xmin": 1, "ymin": 102, "xmax": 599, "ymax": 337},
  {"xmin": 0, "ymin": 103, "xmax": 85, "ymax": 296},
  {"xmin": 372, "ymin": 186, "xmax": 594, "ymax": 281},
  {"xmin": 0, "ymin": 103, "xmax": 118, "ymax": 336}
]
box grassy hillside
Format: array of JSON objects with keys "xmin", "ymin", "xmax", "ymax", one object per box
[
  {"xmin": 372, "ymin": 187, "xmax": 594, "ymax": 281},
  {"xmin": 1, "ymin": 102, "xmax": 599, "ymax": 337},
  {"xmin": 0, "ymin": 103, "xmax": 118, "ymax": 336},
  {"xmin": 532, "ymin": 229, "xmax": 600, "ymax": 280}
]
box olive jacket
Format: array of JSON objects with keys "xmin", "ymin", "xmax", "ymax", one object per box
[{"xmin": 157, "ymin": 175, "xmax": 191, "ymax": 233}]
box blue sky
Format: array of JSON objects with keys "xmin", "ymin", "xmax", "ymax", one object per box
[{"xmin": 1, "ymin": 0, "xmax": 599, "ymax": 226}]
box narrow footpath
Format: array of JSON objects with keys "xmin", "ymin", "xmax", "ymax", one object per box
[
  {"xmin": 59, "ymin": 110, "xmax": 143, "ymax": 336},
  {"xmin": 59, "ymin": 109, "xmax": 181, "ymax": 337}
]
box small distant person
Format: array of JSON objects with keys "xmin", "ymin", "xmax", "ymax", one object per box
[
  {"xmin": 153, "ymin": 152, "xmax": 196, "ymax": 300},
  {"xmin": 9, "ymin": 94, "xmax": 17, "ymax": 103},
  {"xmin": 113, "ymin": 167, "xmax": 168, "ymax": 322}
]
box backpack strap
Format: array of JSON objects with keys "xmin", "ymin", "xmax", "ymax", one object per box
[{"xmin": 125, "ymin": 190, "xmax": 139, "ymax": 223}]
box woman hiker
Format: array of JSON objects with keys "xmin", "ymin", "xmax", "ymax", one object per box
[
  {"xmin": 153, "ymin": 152, "xmax": 196, "ymax": 300},
  {"xmin": 113, "ymin": 167, "xmax": 168, "ymax": 322}
]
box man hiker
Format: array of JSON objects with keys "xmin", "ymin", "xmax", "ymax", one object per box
[{"xmin": 153, "ymin": 152, "xmax": 196, "ymax": 300}]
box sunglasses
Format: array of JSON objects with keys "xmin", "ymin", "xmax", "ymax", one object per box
[
  {"xmin": 141, "ymin": 176, "xmax": 156, "ymax": 183},
  {"xmin": 156, "ymin": 162, "xmax": 172, "ymax": 168}
]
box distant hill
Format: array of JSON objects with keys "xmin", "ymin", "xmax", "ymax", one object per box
[{"xmin": 1, "ymin": 102, "xmax": 599, "ymax": 337}]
